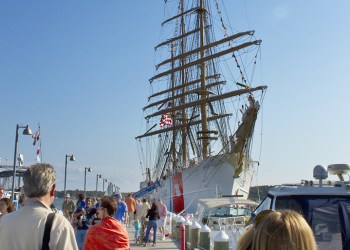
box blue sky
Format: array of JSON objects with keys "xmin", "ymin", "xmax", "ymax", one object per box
[{"xmin": 0, "ymin": 1, "xmax": 349, "ymax": 193}]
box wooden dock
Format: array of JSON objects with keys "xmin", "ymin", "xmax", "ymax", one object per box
[{"xmin": 126, "ymin": 226, "xmax": 180, "ymax": 250}]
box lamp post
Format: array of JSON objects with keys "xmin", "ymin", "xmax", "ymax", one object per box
[
  {"xmin": 64, "ymin": 154, "xmax": 75, "ymax": 197},
  {"xmin": 96, "ymin": 174, "xmax": 101, "ymax": 197},
  {"xmin": 108, "ymin": 182, "xmax": 112, "ymax": 195},
  {"xmin": 102, "ymin": 179, "xmax": 107, "ymax": 193},
  {"xmin": 84, "ymin": 167, "xmax": 92, "ymax": 196},
  {"xmin": 12, "ymin": 124, "xmax": 32, "ymax": 202}
]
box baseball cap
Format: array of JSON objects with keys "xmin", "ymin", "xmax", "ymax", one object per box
[{"xmin": 113, "ymin": 193, "xmax": 121, "ymax": 199}]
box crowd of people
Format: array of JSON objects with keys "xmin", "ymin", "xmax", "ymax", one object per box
[
  {"xmin": 0, "ymin": 163, "xmax": 169, "ymax": 249},
  {"xmin": 0, "ymin": 162, "xmax": 319, "ymax": 250}
]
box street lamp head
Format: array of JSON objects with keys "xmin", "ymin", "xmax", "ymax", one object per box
[
  {"xmin": 98, "ymin": 174, "xmax": 102, "ymax": 178},
  {"xmin": 22, "ymin": 125, "xmax": 32, "ymax": 135},
  {"xmin": 69, "ymin": 155, "xmax": 75, "ymax": 161},
  {"xmin": 87, "ymin": 167, "xmax": 92, "ymax": 172}
]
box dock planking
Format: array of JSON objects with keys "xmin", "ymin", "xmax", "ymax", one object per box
[{"xmin": 126, "ymin": 226, "xmax": 179, "ymax": 249}]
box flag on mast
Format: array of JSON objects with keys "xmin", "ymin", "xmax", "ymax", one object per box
[
  {"xmin": 36, "ymin": 147, "xmax": 41, "ymax": 163},
  {"xmin": 33, "ymin": 123, "xmax": 42, "ymax": 162},
  {"xmin": 159, "ymin": 102, "xmax": 173, "ymax": 128},
  {"xmin": 159, "ymin": 113, "xmax": 172, "ymax": 127},
  {"xmin": 32, "ymin": 131, "xmax": 40, "ymax": 145}
]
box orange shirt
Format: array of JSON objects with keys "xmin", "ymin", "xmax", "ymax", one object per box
[
  {"xmin": 84, "ymin": 217, "xmax": 130, "ymax": 250},
  {"xmin": 124, "ymin": 197, "xmax": 136, "ymax": 212}
]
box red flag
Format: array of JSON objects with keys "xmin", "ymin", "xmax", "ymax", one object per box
[{"xmin": 36, "ymin": 147, "xmax": 40, "ymax": 163}]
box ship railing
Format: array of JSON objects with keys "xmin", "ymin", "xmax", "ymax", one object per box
[
  {"xmin": 235, "ymin": 174, "xmax": 245, "ymax": 187},
  {"xmin": 236, "ymin": 161, "xmax": 255, "ymax": 187}
]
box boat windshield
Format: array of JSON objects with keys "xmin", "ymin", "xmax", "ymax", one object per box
[
  {"xmin": 252, "ymin": 195, "xmax": 350, "ymax": 250},
  {"xmin": 197, "ymin": 205, "xmax": 253, "ymax": 219},
  {"xmin": 276, "ymin": 195, "xmax": 350, "ymax": 250}
]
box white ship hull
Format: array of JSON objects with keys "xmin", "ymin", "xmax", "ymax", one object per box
[{"xmin": 146, "ymin": 154, "xmax": 255, "ymax": 214}]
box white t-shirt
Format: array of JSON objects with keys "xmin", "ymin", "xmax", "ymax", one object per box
[{"xmin": 0, "ymin": 198, "xmax": 78, "ymax": 250}]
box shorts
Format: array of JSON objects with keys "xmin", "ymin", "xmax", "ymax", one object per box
[
  {"xmin": 158, "ymin": 216, "xmax": 166, "ymax": 227},
  {"xmin": 128, "ymin": 211, "xmax": 134, "ymax": 219}
]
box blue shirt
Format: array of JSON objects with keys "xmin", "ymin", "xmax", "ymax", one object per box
[
  {"xmin": 77, "ymin": 200, "xmax": 86, "ymax": 210},
  {"xmin": 114, "ymin": 201, "xmax": 128, "ymax": 222}
]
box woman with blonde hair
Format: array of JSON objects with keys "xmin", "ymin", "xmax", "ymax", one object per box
[
  {"xmin": 236, "ymin": 225, "xmax": 254, "ymax": 250},
  {"xmin": 238, "ymin": 209, "xmax": 317, "ymax": 250}
]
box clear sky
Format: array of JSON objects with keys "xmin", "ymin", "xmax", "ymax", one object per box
[{"xmin": 0, "ymin": 1, "xmax": 349, "ymax": 194}]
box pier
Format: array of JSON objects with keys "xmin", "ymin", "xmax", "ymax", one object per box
[{"xmin": 126, "ymin": 226, "xmax": 179, "ymax": 249}]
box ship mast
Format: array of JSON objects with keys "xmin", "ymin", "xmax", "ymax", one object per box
[
  {"xmin": 171, "ymin": 43, "xmax": 176, "ymax": 171},
  {"xmin": 198, "ymin": 0, "xmax": 209, "ymax": 158},
  {"xmin": 180, "ymin": 0, "xmax": 187, "ymax": 167},
  {"xmin": 136, "ymin": 0, "xmax": 266, "ymax": 177}
]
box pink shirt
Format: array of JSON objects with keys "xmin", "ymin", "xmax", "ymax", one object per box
[{"xmin": 158, "ymin": 202, "xmax": 167, "ymax": 217}]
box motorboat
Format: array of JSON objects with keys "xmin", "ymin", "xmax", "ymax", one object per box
[
  {"xmin": 0, "ymin": 166, "xmax": 27, "ymax": 209},
  {"xmin": 251, "ymin": 164, "xmax": 350, "ymax": 250},
  {"xmin": 194, "ymin": 197, "xmax": 258, "ymax": 249}
]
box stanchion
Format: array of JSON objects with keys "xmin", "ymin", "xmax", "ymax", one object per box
[
  {"xmin": 171, "ymin": 213, "xmax": 178, "ymax": 239},
  {"xmin": 176, "ymin": 216, "xmax": 186, "ymax": 240},
  {"xmin": 180, "ymin": 224, "xmax": 185, "ymax": 250},
  {"xmin": 214, "ymin": 230, "xmax": 229, "ymax": 250},
  {"xmin": 190, "ymin": 220, "xmax": 201, "ymax": 250},
  {"xmin": 184, "ymin": 218, "xmax": 192, "ymax": 247},
  {"xmin": 199, "ymin": 224, "xmax": 211, "ymax": 250}
]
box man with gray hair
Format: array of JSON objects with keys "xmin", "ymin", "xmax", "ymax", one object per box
[{"xmin": 0, "ymin": 163, "xmax": 78, "ymax": 250}]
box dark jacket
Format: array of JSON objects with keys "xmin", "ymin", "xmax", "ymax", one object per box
[{"xmin": 146, "ymin": 208, "xmax": 160, "ymax": 221}]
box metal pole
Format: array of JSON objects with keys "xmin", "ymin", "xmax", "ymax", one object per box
[
  {"xmin": 103, "ymin": 179, "xmax": 107, "ymax": 193},
  {"xmin": 38, "ymin": 123, "xmax": 42, "ymax": 162},
  {"xmin": 84, "ymin": 168, "xmax": 87, "ymax": 197},
  {"xmin": 64, "ymin": 155, "xmax": 68, "ymax": 197},
  {"xmin": 96, "ymin": 175, "xmax": 98, "ymax": 197},
  {"xmin": 11, "ymin": 125, "xmax": 19, "ymax": 202}
]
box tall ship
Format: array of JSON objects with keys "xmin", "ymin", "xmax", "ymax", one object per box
[{"xmin": 135, "ymin": 0, "xmax": 267, "ymax": 214}]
